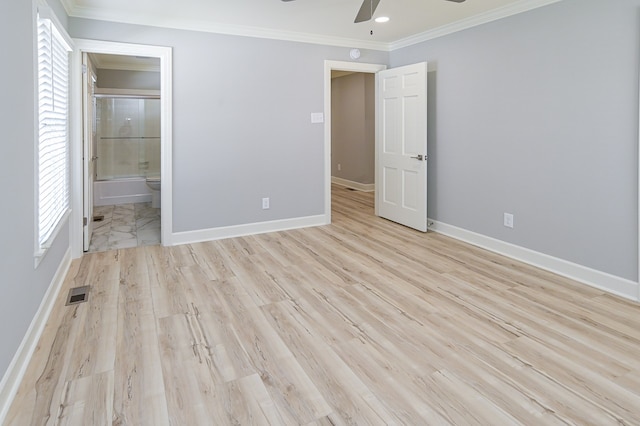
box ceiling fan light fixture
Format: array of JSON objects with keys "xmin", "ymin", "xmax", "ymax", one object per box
[{"xmin": 374, "ymin": 16, "xmax": 389, "ymax": 23}]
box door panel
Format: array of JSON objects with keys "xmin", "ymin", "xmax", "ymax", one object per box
[
  {"xmin": 383, "ymin": 166, "xmax": 399, "ymax": 205},
  {"xmin": 402, "ymin": 169, "xmax": 419, "ymax": 210},
  {"xmin": 382, "ymin": 97, "xmax": 400, "ymax": 154},
  {"xmin": 376, "ymin": 62, "xmax": 428, "ymax": 232}
]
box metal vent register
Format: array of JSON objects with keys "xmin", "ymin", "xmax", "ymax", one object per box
[{"xmin": 65, "ymin": 286, "xmax": 90, "ymax": 306}]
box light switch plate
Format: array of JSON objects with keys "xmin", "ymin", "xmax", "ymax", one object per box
[{"xmin": 504, "ymin": 212, "xmax": 514, "ymax": 228}]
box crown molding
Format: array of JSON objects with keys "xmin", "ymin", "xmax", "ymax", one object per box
[
  {"xmin": 62, "ymin": 0, "xmax": 562, "ymax": 52},
  {"xmin": 390, "ymin": 0, "xmax": 563, "ymax": 51}
]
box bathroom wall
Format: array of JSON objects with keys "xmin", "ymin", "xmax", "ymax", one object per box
[
  {"xmin": 97, "ymin": 69, "xmax": 160, "ymax": 90},
  {"xmin": 331, "ymin": 72, "xmax": 375, "ymax": 187}
]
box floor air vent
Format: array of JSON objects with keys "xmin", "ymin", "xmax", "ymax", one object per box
[{"xmin": 65, "ymin": 286, "xmax": 89, "ymax": 306}]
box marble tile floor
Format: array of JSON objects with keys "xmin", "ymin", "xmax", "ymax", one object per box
[{"xmin": 88, "ymin": 202, "xmax": 160, "ymax": 252}]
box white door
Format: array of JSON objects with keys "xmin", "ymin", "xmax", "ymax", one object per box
[
  {"xmin": 376, "ymin": 62, "xmax": 428, "ymax": 232},
  {"xmin": 82, "ymin": 53, "xmax": 97, "ymax": 251}
]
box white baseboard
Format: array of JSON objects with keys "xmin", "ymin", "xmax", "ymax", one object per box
[
  {"xmin": 331, "ymin": 177, "xmax": 375, "ymax": 192},
  {"xmin": 429, "ymin": 219, "xmax": 639, "ymax": 302},
  {"xmin": 0, "ymin": 248, "xmax": 72, "ymax": 423},
  {"xmin": 170, "ymin": 214, "xmax": 328, "ymax": 246}
]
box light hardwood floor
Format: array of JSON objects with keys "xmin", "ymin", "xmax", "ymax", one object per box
[{"xmin": 6, "ymin": 185, "xmax": 640, "ymax": 425}]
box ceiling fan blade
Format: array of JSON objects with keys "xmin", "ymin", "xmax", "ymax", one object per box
[{"xmin": 354, "ymin": 0, "xmax": 381, "ymax": 23}]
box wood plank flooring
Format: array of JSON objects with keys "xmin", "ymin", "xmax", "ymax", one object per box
[{"xmin": 6, "ymin": 185, "xmax": 640, "ymax": 425}]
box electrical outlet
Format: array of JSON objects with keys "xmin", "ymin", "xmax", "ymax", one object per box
[
  {"xmin": 504, "ymin": 212, "xmax": 514, "ymax": 228},
  {"xmin": 337, "ymin": 163, "xmax": 341, "ymax": 171},
  {"xmin": 262, "ymin": 197, "xmax": 270, "ymax": 210}
]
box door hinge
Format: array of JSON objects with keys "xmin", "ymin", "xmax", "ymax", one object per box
[
  {"xmin": 82, "ymin": 64, "xmax": 87, "ymax": 74},
  {"xmin": 83, "ymin": 217, "xmax": 88, "ymax": 226}
]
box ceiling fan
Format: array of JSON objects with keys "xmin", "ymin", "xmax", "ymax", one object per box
[{"xmin": 281, "ymin": 0, "xmax": 466, "ymax": 24}]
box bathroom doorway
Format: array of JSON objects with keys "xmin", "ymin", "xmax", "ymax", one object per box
[
  {"xmin": 70, "ymin": 40, "xmax": 173, "ymax": 258},
  {"xmin": 90, "ymin": 90, "xmax": 161, "ymax": 252}
]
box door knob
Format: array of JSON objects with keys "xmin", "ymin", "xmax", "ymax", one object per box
[{"xmin": 410, "ymin": 154, "xmax": 424, "ymax": 160}]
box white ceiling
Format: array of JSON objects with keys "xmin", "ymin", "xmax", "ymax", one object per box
[{"xmin": 62, "ymin": 0, "xmax": 560, "ymax": 50}]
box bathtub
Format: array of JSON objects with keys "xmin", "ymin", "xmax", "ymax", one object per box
[{"xmin": 93, "ymin": 177, "xmax": 152, "ymax": 206}]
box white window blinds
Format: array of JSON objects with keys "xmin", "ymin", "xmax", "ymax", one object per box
[{"xmin": 36, "ymin": 14, "xmax": 71, "ymax": 253}]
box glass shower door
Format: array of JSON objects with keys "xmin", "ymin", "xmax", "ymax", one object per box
[{"xmin": 95, "ymin": 97, "xmax": 160, "ymax": 181}]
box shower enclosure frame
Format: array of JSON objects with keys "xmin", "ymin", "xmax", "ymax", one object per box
[{"xmin": 94, "ymin": 92, "xmax": 161, "ymax": 182}]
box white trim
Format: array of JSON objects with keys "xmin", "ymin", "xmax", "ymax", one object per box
[
  {"xmin": 429, "ymin": 219, "xmax": 639, "ymax": 302},
  {"xmin": 324, "ymin": 60, "xmax": 387, "ymax": 226},
  {"xmin": 0, "ymin": 248, "xmax": 71, "ymax": 424},
  {"xmin": 59, "ymin": 0, "xmax": 562, "ymax": 52},
  {"xmin": 170, "ymin": 215, "xmax": 327, "ymax": 246},
  {"xmin": 331, "ymin": 177, "xmax": 375, "ymax": 192},
  {"xmin": 70, "ymin": 39, "xmax": 173, "ymax": 258}
]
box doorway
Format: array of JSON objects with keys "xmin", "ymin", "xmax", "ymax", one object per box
[
  {"xmin": 324, "ymin": 60, "xmax": 429, "ymax": 232},
  {"xmin": 331, "ymin": 71, "xmax": 376, "ymax": 193},
  {"xmin": 323, "ymin": 60, "xmax": 386, "ymax": 223},
  {"xmin": 70, "ymin": 40, "xmax": 173, "ymax": 258}
]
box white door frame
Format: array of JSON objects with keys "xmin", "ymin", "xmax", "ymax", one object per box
[
  {"xmin": 323, "ymin": 60, "xmax": 386, "ymax": 223},
  {"xmin": 70, "ymin": 39, "xmax": 173, "ymax": 258},
  {"xmin": 82, "ymin": 53, "xmax": 97, "ymax": 251}
]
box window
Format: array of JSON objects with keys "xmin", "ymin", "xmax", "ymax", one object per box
[{"xmin": 35, "ymin": 10, "xmax": 72, "ymax": 261}]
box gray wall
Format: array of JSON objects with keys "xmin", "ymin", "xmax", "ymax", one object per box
[
  {"xmin": 331, "ymin": 73, "xmax": 375, "ymax": 185},
  {"xmin": 0, "ymin": 0, "xmax": 71, "ymax": 384},
  {"xmin": 97, "ymin": 69, "xmax": 160, "ymax": 90},
  {"xmin": 68, "ymin": 19, "xmax": 389, "ymax": 232},
  {"xmin": 391, "ymin": 0, "xmax": 639, "ymax": 281}
]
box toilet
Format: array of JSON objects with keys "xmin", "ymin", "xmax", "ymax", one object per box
[{"xmin": 146, "ymin": 176, "xmax": 161, "ymax": 208}]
